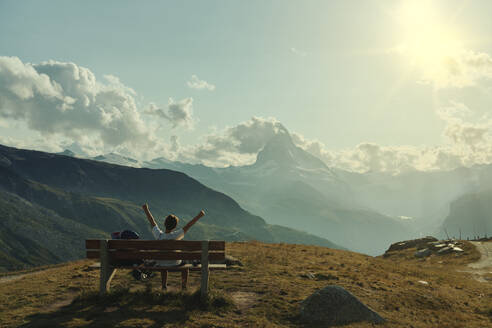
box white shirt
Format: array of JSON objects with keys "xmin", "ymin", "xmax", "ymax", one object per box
[{"xmin": 152, "ymin": 225, "xmax": 185, "ymax": 266}]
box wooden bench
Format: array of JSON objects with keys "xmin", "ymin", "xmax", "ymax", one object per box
[{"xmin": 85, "ymin": 239, "xmax": 226, "ymax": 298}]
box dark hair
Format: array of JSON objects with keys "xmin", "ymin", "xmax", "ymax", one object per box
[{"xmin": 164, "ymin": 214, "xmax": 179, "ymax": 231}]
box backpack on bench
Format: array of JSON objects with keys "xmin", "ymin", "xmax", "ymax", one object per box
[{"xmin": 111, "ymin": 230, "xmax": 152, "ymax": 281}]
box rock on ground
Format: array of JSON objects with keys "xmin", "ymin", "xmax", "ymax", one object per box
[
  {"xmin": 386, "ymin": 236, "xmax": 438, "ymax": 253},
  {"xmin": 300, "ymin": 285, "xmax": 385, "ymax": 326},
  {"xmin": 415, "ymin": 248, "xmax": 432, "ymax": 258},
  {"xmin": 225, "ymin": 255, "xmax": 243, "ymax": 266}
]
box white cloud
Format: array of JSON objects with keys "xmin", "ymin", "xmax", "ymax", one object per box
[
  {"xmin": 175, "ymin": 109, "xmax": 492, "ymax": 173},
  {"xmin": 186, "ymin": 75, "xmax": 215, "ymax": 91},
  {"xmin": 0, "ymin": 134, "xmax": 63, "ymax": 153},
  {"xmin": 173, "ymin": 117, "xmax": 286, "ymax": 167},
  {"xmin": 171, "ymin": 117, "xmax": 443, "ymax": 173},
  {"xmin": 198, "ymin": 116, "xmax": 285, "ymax": 154},
  {"xmin": 3, "ymin": 56, "xmax": 491, "ymax": 174},
  {"xmin": 292, "ymin": 140, "xmax": 477, "ymax": 174},
  {"xmin": 432, "ymin": 50, "xmax": 492, "ymax": 88},
  {"xmin": 290, "ymin": 101, "xmax": 492, "ymax": 174},
  {"xmin": 437, "ymin": 101, "xmax": 491, "ymax": 150},
  {"xmin": 291, "ymin": 132, "xmax": 334, "ymax": 164},
  {"xmin": 145, "ymin": 98, "xmax": 194, "ymax": 129},
  {"xmin": 407, "ymin": 50, "xmax": 492, "ymax": 89},
  {"xmin": 0, "ymin": 56, "xmax": 164, "ymax": 158},
  {"xmin": 333, "ymin": 144, "xmax": 433, "ymax": 174}
]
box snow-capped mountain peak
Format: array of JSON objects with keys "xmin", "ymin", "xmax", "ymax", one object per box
[
  {"xmin": 92, "ymin": 153, "xmax": 141, "ymax": 168},
  {"xmin": 254, "ymin": 130, "xmax": 328, "ymax": 171}
]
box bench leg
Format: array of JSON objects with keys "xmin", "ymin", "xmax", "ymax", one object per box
[
  {"xmin": 181, "ymin": 269, "xmax": 189, "ymax": 290},
  {"xmin": 99, "ymin": 239, "xmax": 116, "ymax": 295},
  {"xmin": 100, "ymin": 266, "xmax": 116, "ymax": 295},
  {"xmin": 161, "ymin": 270, "xmax": 168, "ymax": 290},
  {"xmin": 201, "ymin": 241, "xmax": 209, "ymax": 300}
]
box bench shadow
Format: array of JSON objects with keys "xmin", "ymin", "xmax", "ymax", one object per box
[{"xmin": 19, "ymin": 288, "xmax": 228, "ymax": 328}]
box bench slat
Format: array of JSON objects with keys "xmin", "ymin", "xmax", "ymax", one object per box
[
  {"xmin": 86, "ymin": 240, "xmax": 100, "ymax": 249},
  {"xmin": 85, "ymin": 240, "xmax": 225, "ymax": 251},
  {"xmin": 86, "ymin": 250, "xmax": 225, "ymax": 261}
]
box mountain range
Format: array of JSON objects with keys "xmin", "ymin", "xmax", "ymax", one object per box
[
  {"xmin": 145, "ymin": 130, "xmax": 415, "ymax": 255},
  {"xmin": 441, "ymin": 189, "xmax": 492, "ymax": 239},
  {"xmin": 85, "ymin": 128, "xmax": 492, "ymax": 252},
  {"xmin": 23, "ymin": 125, "xmax": 492, "ymax": 259},
  {"xmin": 0, "ymin": 144, "xmax": 342, "ymax": 271}
]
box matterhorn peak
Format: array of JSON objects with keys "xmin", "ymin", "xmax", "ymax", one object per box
[{"xmin": 255, "ymin": 129, "xmax": 327, "ymax": 170}]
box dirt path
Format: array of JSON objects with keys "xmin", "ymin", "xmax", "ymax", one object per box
[
  {"xmin": 231, "ymin": 291, "xmax": 258, "ymax": 313},
  {"xmin": 0, "ymin": 265, "xmax": 66, "ymax": 284},
  {"xmin": 38, "ymin": 291, "xmax": 78, "ymax": 313},
  {"xmin": 0, "ymin": 270, "xmax": 47, "ymax": 284},
  {"xmin": 464, "ymin": 241, "xmax": 492, "ymax": 283},
  {"xmin": 469, "ymin": 241, "xmax": 492, "ymax": 269},
  {"xmin": 0, "ymin": 262, "xmax": 99, "ymax": 285}
]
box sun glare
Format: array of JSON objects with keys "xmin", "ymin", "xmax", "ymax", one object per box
[{"xmin": 394, "ymin": 1, "xmax": 465, "ymax": 83}]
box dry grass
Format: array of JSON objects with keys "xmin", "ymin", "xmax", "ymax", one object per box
[{"xmin": 0, "ymin": 241, "xmax": 491, "ymax": 327}]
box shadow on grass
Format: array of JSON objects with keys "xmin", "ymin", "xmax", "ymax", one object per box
[{"xmin": 19, "ymin": 287, "xmax": 233, "ymax": 328}]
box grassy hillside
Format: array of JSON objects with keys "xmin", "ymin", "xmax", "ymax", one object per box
[
  {"xmin": 0, "ymin": 191, "xmax": 106, "ymax": 272},
  {"xmin": 0, "ymin": 241, "xmax": 490, "ymax": 328}
]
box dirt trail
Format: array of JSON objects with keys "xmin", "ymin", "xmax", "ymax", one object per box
[
  {"xmin": 39, "ymin": 291, "xmax": 78, "ymax": 313},
  {"xmin": 0, "ymin": 270, "xmax": 48, "ymax": 284},
  {"xmin": 464, "ymin": 241, "xmax": 492, "ymax": 283},
  {"xmin": 0, "ymin": 262, "xmax": 98, "ymax": 285},
  {"xmin": 468, "ymin": 241, "xmax": 492, "ymax": 269},
  {"xmin": 231, "ymin": 291, "xmax": 258, "ymax": 312}
]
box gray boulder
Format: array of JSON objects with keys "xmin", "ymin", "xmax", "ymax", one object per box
[
  {"xmin": 300, "ymin": 272, "xmax": 316, "ymax": 280},
  {"xmin": 386, "ymin": 236, "xmax": 438, "ymax": 252},
  {"xmin": 211, "ymin": 254, "xmax": 243, "ymax": 266},
  {"xmin": 437, "ymin": 246, "xmax": 453, "ymax": 255},
  {"xmin": 300, "ymin": 285, "xmax": 385, "ymax": 326},
  {"xmin": 225, "ymin": 255, "xmax": 243, "ymax": 266},
  {"xmin": 415, "ymin": 248, "xmax": 432, "ymax": 258}
]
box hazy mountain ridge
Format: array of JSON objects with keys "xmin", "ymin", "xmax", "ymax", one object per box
[
  {"xmin": 440, "ymin": 189, "xmax": 492, "ymax": 239},
  {"xmin": 92, "ymin": 153, "xmax": 141, "ymax": 167},
  {"xmin": 0, "ymin": 144, "xmax": 342, "ymax": 271},
  {"xmin": 57, "ymin": 129, "xmax": 492, "ymax": 254},
  {"xmin": 335, "ymin": 167, "xmax": 482, "ymax": 229},
  {"xmin": 139, "ymin": 131, "xmax": 414, "ymax": 255}
]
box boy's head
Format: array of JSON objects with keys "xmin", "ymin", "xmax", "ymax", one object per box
[{"xmin": 164, "ymin": 214, "xmax": 179, "ymax": 231}]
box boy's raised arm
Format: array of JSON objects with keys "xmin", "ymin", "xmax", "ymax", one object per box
[
  {"xmin": 183, "ymin": 210, "xmax": 205, "ymax": 233},
  {"xmin": 142, "ymin": 203, "xmax": 157, "ymax": 227}
]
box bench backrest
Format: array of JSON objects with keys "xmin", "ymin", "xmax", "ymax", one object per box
[{"xmin": 85, "ymin": 240, "xmax": 225, "ymax": 261}]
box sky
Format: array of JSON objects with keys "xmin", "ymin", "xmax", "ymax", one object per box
[{"xmin": 1, "ymin": 0, "xmax": 492, "ymax": 173}]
